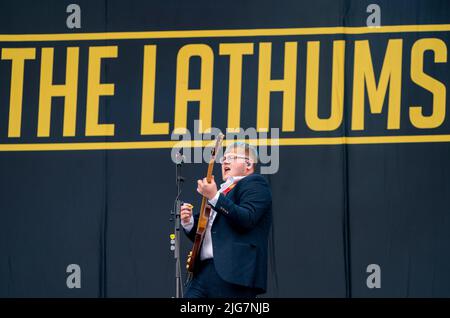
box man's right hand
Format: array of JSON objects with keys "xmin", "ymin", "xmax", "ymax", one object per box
[{"xmin": 180, "ymin": 203, "xmax": 193, "ymax": 224}]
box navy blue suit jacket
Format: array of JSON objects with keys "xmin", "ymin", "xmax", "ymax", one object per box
[{"xmin": 185, "ymin": 173, "xmax": 272, "ymax": 293}]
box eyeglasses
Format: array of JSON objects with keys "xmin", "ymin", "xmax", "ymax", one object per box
[{"xmin": 219, "ymin": 154, "xmax": 249, "ymax": 164}]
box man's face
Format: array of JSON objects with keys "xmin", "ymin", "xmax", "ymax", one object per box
[{"xmin": 220, "ymin": 149, "xmax": 252, "ymax": 181}]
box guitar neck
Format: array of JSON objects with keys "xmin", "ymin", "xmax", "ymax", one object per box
[
  {"xmin": 199, "ymin": 158, "xmax": 216, "ymax": 215},
  {"xmin": 186, "ymin": 134, "xmax": 224, "ymax": 273}
]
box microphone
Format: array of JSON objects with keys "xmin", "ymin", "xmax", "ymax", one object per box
[{"xmin": 175, "ymin": 151, "xmax": 185, "ymax": 165}]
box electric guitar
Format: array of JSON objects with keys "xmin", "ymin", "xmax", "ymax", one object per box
[{"xmin": 186, "ymin": 134, "xmax": 224, "ymax": 277}]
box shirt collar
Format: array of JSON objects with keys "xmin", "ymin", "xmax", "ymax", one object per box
[{"xmin": 219, "ymin": 175, "xmax": 246, "ymax": 190}]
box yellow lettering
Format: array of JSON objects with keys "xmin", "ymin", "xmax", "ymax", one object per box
[
  {"xmin": 38, "ymin": 47, "xmax": 79, "ymax": 137},
  {"xmin": 219, "ymin": 43, "xmax": 254, "ymax": 132},
  {"xmin": 174, "ymin": 44, "xmax": 214, "ymax": 133},
  {"xmin": 257, "ymin": 42, "xmax": 297, "ymax": 132},
  {"xmin": 1, "ymin": 48, "xmax": 36, "ymax": 137},
  {"xmin": 352, "ymin": 39, "xmax": 403, "ymax": 130},
  {"xmin": 140, "ymin": 45, "xmax": 169, "ymax": 135},
  {"xmin": 410, "ymin": 38, "xmax": 447, "ymax": 129},
  {"xmin": 85, "ymin": 46, "xmax": 117, "ymax": 136},
  {"xmin": 305, "ymin": 40, "xmax": 345, "ymax": 131}
]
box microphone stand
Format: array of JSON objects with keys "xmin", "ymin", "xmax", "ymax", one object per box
[{"xmin": 170, "ymin": 153, "xmax": 184, "ymax": 298}]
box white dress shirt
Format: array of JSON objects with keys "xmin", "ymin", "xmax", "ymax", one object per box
[{"xmin": 182, "ymin": 175, "xmax": 245, "ymax": 260}]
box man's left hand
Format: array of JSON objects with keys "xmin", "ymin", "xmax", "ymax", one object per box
[{"xmin": 197, "ymin": 176, "xmax": 218, "ymax": 200}]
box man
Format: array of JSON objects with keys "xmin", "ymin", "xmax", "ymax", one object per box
[{"xmin": 181, "ymin": 142, "xmax": 272, "ymax": 298}]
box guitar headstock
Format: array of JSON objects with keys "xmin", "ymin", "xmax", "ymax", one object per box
[{"xmin": 210, "ymin": 133, "xmax": 224, "ymax": 161}]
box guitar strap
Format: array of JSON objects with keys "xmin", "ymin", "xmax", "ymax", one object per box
[{"xmin": 222, "ymin": 181, "xmax": 237, "ymax": 196}]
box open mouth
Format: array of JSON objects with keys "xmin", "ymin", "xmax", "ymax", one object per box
[{"xmin": 224, "ymin": 167, "xmax": 231, "ymax": 173}]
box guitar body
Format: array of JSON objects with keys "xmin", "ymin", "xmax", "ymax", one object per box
[
  {"xmin": 186, "ymin": 205, "xmax": 211, "ymax": 274},
  {"xmin": 186, "ymin": 134, "xmax": 224, "ymax": 276}
]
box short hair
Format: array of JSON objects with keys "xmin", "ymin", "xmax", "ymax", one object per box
[{"xmin": 224, "ymin": 141, "xmax": 258, "ymax": 164}]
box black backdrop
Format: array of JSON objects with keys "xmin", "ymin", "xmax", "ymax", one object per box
[{"xmin": 0, "ymin": 0, "xmax": 449, "ymax": 297}]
